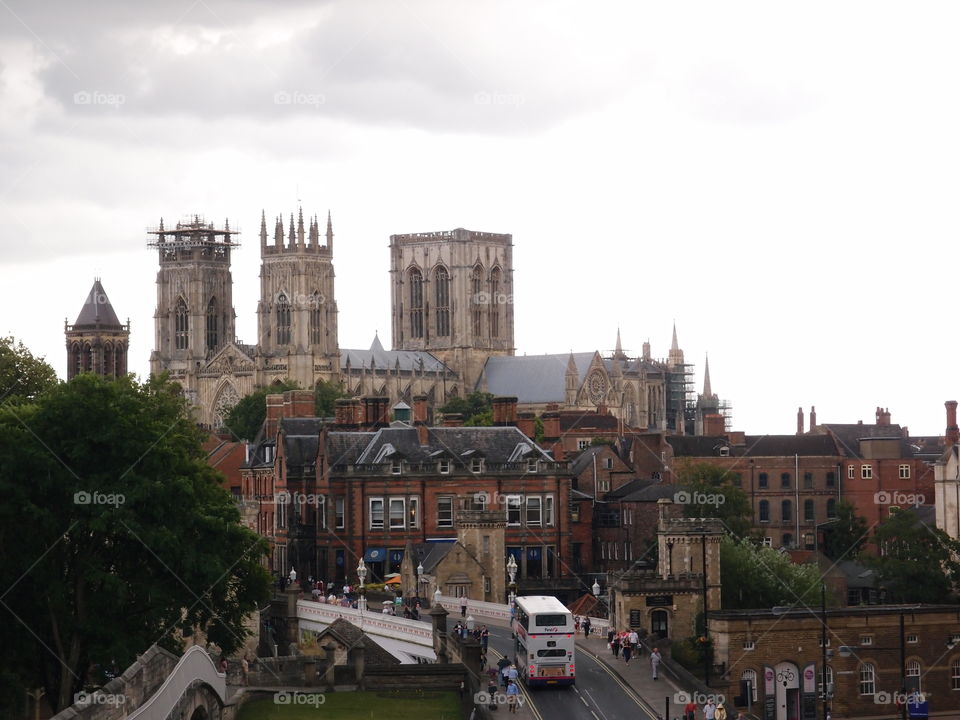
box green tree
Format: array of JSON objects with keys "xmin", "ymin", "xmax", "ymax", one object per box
[
  {"xmin": 720, "ymin": 536, "xmax": 826, "ymax": 609},
  {"xmin": 222, "ymin": 379, "xmax": 299, "ymax": 439},
  {"xmin": 314, "ymin": 379, "xmax": 349, "ymax": 417},
  {"xmin": 0, "ymin": 336, "xmax": 58, "ymax": 402},
  {"xmin": 864, "ymin": 508, "xmax": 960, "ymax": 603},
  {"xmin": 674, "ymin": 460, "xmax": 753, "ymax": 538},
  {"xmin": 0, "ymin": 374, "xmax": 271, "ymax": 713},
  {"xmin": 439, "ymin": 391, "xmax": 493, "ymax": 425},
  {"xmin": 822, "ymin": 501, "xmax": 868, "ymax": 561}
]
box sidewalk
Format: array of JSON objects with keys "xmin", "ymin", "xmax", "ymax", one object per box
[{"xmin": 576, "ymin": 633, "xmax": 687, "ymax": 720}]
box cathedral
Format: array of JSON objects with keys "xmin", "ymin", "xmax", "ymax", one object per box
[{"xmin": 136, "ymin": 210, "xmax": 721, "ymax": 434}]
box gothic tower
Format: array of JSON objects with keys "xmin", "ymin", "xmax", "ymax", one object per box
[
  {"xmin": 389, "ymin": 227, "xmax": 515, "ymax": 391},
  {"xmin": 257, "ymin": 209, "xmax": 339, "ymax": 389},
  {"xmin": 65, "ymin": 279, "xmax": 130, "ymax": 380},
  {"xmin": 148, "ymin": 215, "xmax": 238, "ymax": 404}
]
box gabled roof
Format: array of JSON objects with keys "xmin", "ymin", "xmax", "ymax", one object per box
[
  {"xmin": 408, "ymin": 540, "xmax": 457, "ymax": 573},
  {"xmin": 73, "ymin": 279, "xmax": 123, "ymax": 328},
  {"xmin": 354, "ymin": 426, "xmax": 552, "ymax": 465},
  {"xmin": 340, "ymin": 340, "xmax": 453, "ymax": 374},
  {"xmin": 604, "ymin": 477, "xmax": 656, "ymax": 499},
  {"xmin": 320, "ymin": 619, "xmax": 400, "ymax": 666},
  {"xmin": 817, "ymin": 424, "xmax": 913, "ymax": 459},
  {"xmin": 617, "ymin": 482, "xmax": 680, "ymax": 503},
  {"xmin": 479, "ymin": 352, "xmax": 596, "ymax": 403}
]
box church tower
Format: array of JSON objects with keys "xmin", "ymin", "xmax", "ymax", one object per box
[
  {"xmin": 65, "ymin": 279, "xmax": 130, "ymax": 380},
  {"xmin": 148, "ymin": 215, "xmax": 238, "ymax": 404},
  {"xmin": 257, "ymin": 209, "xmax": 339, "ymax": 389},
  {"xmin": 390, "ymin": 227, "xmax": 514, "ymax": 390}
]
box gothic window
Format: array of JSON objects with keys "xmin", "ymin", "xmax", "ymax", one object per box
[
  {"xmin": 471, "ymin": 264, "xmax": 483, "ymax": 338},
  {"xmin": 114, "ymin": 347, "xmax": 124, "ymax": 376},
  {"xmin": 213, "ymin": 384, "xmax": 240, "ymax": 431},
  {"xmin": 276, "ymin": 293, "xmax": 291, "ymax": 345},
  {"xmin": 175, "ymin": 297, "xmax": 189, "ymax": 350},
  {"xmin": 435, "ymin": 266, "xmax": 450, "ymax": 337},
  {"xmin": 309, "ymin": 291, "xmax": 323, "ymax": 345},
  {"xmin": 83, "ymin": 343, "xmax": 93, "ymax": 372},
  {"xmin": 587, "ymin": 370, "xmax": 607, "ymax": 405},
  {"xmin": 72, "ymin": 344, "xmax": 82, "ymax": 377},
  {"xmin": 103, "ymin": 343, "xmax": 114, "ymax": 376},
  {"xmin": 409, "ymin": 269, "xmax": 424, "ymax": 339},
  {"xmin": 206, "ymin": 297, "xmax": 219, "ymax": 352},
  {"xmin": 489, "ymin": 267, "xmax": 501, "ymax": 338}
]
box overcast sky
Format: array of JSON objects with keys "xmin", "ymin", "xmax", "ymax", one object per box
[{"xmin": 2, "ymin": 0, "xmax": 958, "ymax": 436}]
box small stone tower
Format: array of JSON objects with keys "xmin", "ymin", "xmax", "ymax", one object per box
[{"xmin": 65, "ymin": 279, "xmax": 130, "ymax": 380}]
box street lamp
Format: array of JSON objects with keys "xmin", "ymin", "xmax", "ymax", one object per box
[
  {"xmin": 357, "ymin": 558, "xmax": 367, "ymax": 612},
  {"xmin": 506, "ymin": 554, "xmax": 518, "ymax": 610},
  {"xmin": 416, "ymin": 562, "xmax": 425, "ymax": 606},
  {"xmin": 694, "ymin": 526, "xmax": 710, "ymax": 686}
]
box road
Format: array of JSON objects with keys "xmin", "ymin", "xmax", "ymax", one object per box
[{"xmin": 485, "ymin": 624, "xmax": 662, "ymax": 720}]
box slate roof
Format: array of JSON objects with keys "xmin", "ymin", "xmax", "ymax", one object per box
[
  {"xmin": 604, "ymin": 477, "xmax": 656, "ymax": 499},
  {"xmin": 818, "ymin": 424, "xmax": 914, "ymax": 459},
  {"xmin": 407, "ymin": 540, "xmax": 457, "ymax": 573},
  {"xmin": 836, "ymin": 560, "xmax": 879, "ymax": 590},
  {"xmin": 479, "ymin": 352, "xmax": 596, "ymax": 403},
  {"xmin": 354, "ymin": 426, "xmax": 552, "ymax": 465},
  {"xmin": 73, "ymin": 279, "xmax": 123, "ymax": 328},
  {"xmin": 617, "ymin": 482, "xmax": 680, "ymax": 503},
  {"xmin": 340, "ymin": 336, "xmax": 454, "ymax": 374},
  {"xmin": 320, "ymin": 618, "xmax": 400, "ymax": 666},
  {"xmin": 668, "ymin": 434, "xmax": 841, "ymax": 458},
  {"xmin": 560, "ymin": 412, "xmax": 620, "ymax": 433},
  {"xmin": 569, "ymin": 445, "xmax": 608, "ymax": 476}
]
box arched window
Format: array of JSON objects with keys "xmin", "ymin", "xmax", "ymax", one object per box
[
  {"xmin": 114, "ymin": 347, "xmax": 124, "ymax": 376},
  {"xmin": 206, "ymin": 297, "xmax": 219, "ymax": 352},
  {"xmin": 435, "ymin": 267, "xmax": 450, "ymax": 337},
  {"xmin": 489, "ymin": 267, "xmax": 501, "ymax": 338},
  {"xmin": 804, "ymin": 499, "xmax": 815, "ymax": 523},
  {"xmin": 827, "ymin": 498, "xmax": 837, "ymax": 518},
  {"xmin": 471, "ymin": 264, "xmax": 483, "ymax": 337},
  {"xmin": 103, "ymin": 342, "xmax": 114, "ymax": 376},
  {"xmin": 409, "ymin": 269, "xmax": 423, "ymax": 339},
  {"xmin": 309, "ymin": 291, "xmax": 323, "ymax": 345},
  {"xmin": 759, "ymin": 500, "xmax": 770, "ymax": 522},
  {"xmin": 858, "ymin": 662, "xmax": 876, "ymax": 695},
  {"xmin": 83, "ymin": 343, "xmax": 93, "ymax": 372},
  {"xmin": 951, "ymin": 657, "xmax": 960, "ymax": 690},
  {"xmin": 276, "ymin": 293, "xmax": 291, "ymax": 345},
  {"xmin": 72, "ymin": 343, "xmax": 82, "ymax": 377},
  {"xmin": 175, "ymin": 297, "xmax": 189, "ymax": 350},
  {"xmin": 741, "ymin": 669, "xmax": 758, "ymax": 702},
  {"xmin": 818, "ymin": 666, "xmax": 833, "ymax": 698},
  {"xmin": 906, "ymin": 659, "xmax": 921, "ymax": 692},
  {"xmin": 782, "ymin": 499, "xmax": 792, "ymax": 522}
]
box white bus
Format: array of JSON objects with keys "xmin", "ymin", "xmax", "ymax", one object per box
[{"xmin": 512, "ymin": 595, "xmax": 576, "ymax": 687}]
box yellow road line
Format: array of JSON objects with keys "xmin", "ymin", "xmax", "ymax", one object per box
[
  {"xmin": 487, "ymin": 646, "xmax": 544, "ymax": 720},
  {"xmin": 577, "ymin": 646, "xmax": 659, "ymax": 720}
]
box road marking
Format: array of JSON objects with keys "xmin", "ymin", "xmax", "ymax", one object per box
[
  {"xmin": 487, "ymin": 646, "xmax": 543, "ymax": 720},
  {"xmin": 591, "ymin": 712, "xmax": 600, "ymax": 720},
  {"xmin": 578, "ymin": 647, "xmax": 659, "ymax": 720},
  {"xmin": 583, "ymin": 688, "xmax": 610, "ymax": 720}
]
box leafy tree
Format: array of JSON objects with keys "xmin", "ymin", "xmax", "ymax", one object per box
[
  {"xmin": 314, "ymin": 379, "xmax": 349, "ymax": 417},
  {"xmin": 439, "ymin": 391, "xmax": 493, "ymax": 425},
  {"xmin": 822, "ymin": 501, "xmax": 868, "ymax": 561},
  {"xmin": 590, "ymin": 437, "xmax": 614, "ymax": 446},
  {"xmin": 0, "ymin": 336, "xmax": 58, "ymax": 402},
  {"xmin": 464, "ymin": 410, "xmax": 493, "ymax": 427},
  {"xmin": 720, "ymin": 536, "xmax": 827, "ymax": 609},
  {"xmin": 533, "ymin": 416, "xmax": 545, "ymax": 444},
  {"xmin": 864, "ymin": 508, "xmax": 960, "ymax": 603},
  {"xmin": 0, "ymin": 373, "xmax": 271, "ymax": 713},
  {"xmin": 673, "ymin": 460, "xmax": 753, "ymax": 538},
  {"xmin": 222, "ymin": 379, "xmax": 299, "ymax": 439}
]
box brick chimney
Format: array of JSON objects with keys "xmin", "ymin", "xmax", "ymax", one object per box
[
  {"xmin": 492, "ymin": 396, "xmax": 518, "ymax": 426},
  {"xmin": 443, "ymin": 413, "xmax": 464, "ymax": 427},
  {"xmin": 284, "ymin": 390, "xmax": 315, "ymax": 418},
  {"xmin": 265, "ymin": 393, "xmax": 284, "ymax": 438},
  {"xmin": 413, "ymin": 394, "xmax": 428, "ymax": 424},
  {"xmin": 517, "ymin": 411, "xmax": 536, "ymax": 439},
  {"xmin": 946, "ymin": 400, "xmax": 959, "ymax": 447},
  {"xmin": 415, "ymin": 420, "xmax": 429, "ymax": 446},
  {"xmin": 542, "ymin": 411, "xmax": 560, "ymax": 440},
  {"xmin": 704, "ymin": 413, "xmax": 725, "ymax": 436},
  {"xmin": 810, "ymin": 405, "xmax": 817, "ymax": 429},
  {"xmin": 876, "ymin": 406, "xmax": 891, "ymax": 426},
  {"xmin": 335, "ymin": 398, "xmax": 356, "ymax": 428},
  {"xmin": 797, "ymin": 406, "xmax": 804, "ymax": 435},
  {"xmin": 361, "ymin": 396, "xmax": 390, "ymax": 428}
]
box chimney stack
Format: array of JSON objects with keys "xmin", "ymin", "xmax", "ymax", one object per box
[
  {"xmin": 810, "ymin": 406, "xmax": 817, "ymax": 429},
  {"xmin": 704, "ymin": 413, "xmax": 725, "ymax": 436},
  {"xmin": 443, "ymin": 413, "xmax": 464, "ymax": 427},
  {"xmin": 412, "ymin": 394, "xmax": 428, "ymax": 425},
  {"xmin": 517, "ymin": 411, "xmax": 536, "ymax": 439},
  {"xmin": 797, "ymin": 406, "xmax": 804, "ymax": 435},
  {"xmin": 542, "ymin": 411, "xmax": 560, "ymax": 441},
  {"xmin": 265, "ymin": 393, "xmax": 284, "ymax": 438},
  {"xmin": 415, "ymin": 420, "xmax": 429, "ymax": 446},
  {"xmin": 946, "ymin": 400, "xmax": 959, "ymax": 447},
  {"xmin": 875, "ymin": 406, "xmax": 891, "ymax": 426},
  {"xmin": 492, "ymin": 396, "xmax": 518, "ymax": 426},
  {"xmin": 284, "ymin": 389, "xmax": 316, "ymax": 418}
]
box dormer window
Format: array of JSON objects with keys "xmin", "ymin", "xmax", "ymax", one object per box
[
  {"xmin": 718, "ymin": 446, "xmax": 729, "ymax": 457},
  {"xmin": 471, "ymin": 458, "xmax": 483, "ymax": 473},
  {"xmin": 526, "ymin": 458, "xmax": 538, "ymax": 473},
  {"xmin": 390, "ymin": 460, "xmax": 402, "ymax": 475},
  {"xmin": 439, "ymin": 459, "xmax": 451, "ymax": 474}
]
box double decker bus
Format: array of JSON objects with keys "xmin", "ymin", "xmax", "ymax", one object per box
[{"xmin": 511, "ymin": 595, "xmax": 576, "ymax": 687}]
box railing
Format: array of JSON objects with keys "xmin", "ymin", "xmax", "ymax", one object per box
[
  {"xmin": 297, "ymin": 600, "xmax": 434, "ymax": 645},
  {"xmin": 127, "ymin": 646, "xmax": 225, "ymax": 720},
  {"xmin": 435, "ymin": 595, "xmax": 611, "ymax": 635}
]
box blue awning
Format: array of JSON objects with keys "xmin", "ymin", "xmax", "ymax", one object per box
[{"xmin": 364, "ymin": 547, "xmax": 387, "ymax": 562}]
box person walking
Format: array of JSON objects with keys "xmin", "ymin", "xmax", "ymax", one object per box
[
  {"xmin": 714, "ymin": 703, "xmax": 727, "ymax": 720},
  {"xmin": 610, "ymin": 632, "xmax": 621, "ymax": 657},
  {"xmin": 481, "ymin": 625, "xmax": 490, "ymax": 651},
  {"xmin": 460, "ymin": 594, "xmax": 468, "ymax": 618},
  {"xmin": 622, "ymin": 640, "xmax": 632, "ymax": 664},
  {"xmin": 684, "ymin": 697, "xmax": 697, "ymax": 720},
  {"xmin": 500, "ymin": 661, "xmax": 510, "ymax": 689},
  {"xmin": 240, "ymin": 654, "xmax": 249, "ymax": 686},
  {"xmin": 582, "ymin": 616, "xmax": 591, "ymax": 638},
  {"xmin": 628, "ymin": 628, "xmax": 639, "ymax": 657},
  {"xmin": 507, "ymin": 664, "xmax": 519, "ymax": 686},
  {"xmin": 506, "ymin": 680, "xmax": 520, "ymax": 713},
  {"xmin": 650, "ymin": 647, "xmax": 661, "ymax": 680},
  {"xmin": 703, "ymin": 699, "xmax": 717, "ymax": 720}
]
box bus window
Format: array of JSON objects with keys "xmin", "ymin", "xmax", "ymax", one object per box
[
  {"xmin": 537, "ymin": 649, "xmax": 568, "ymax": 657},
  {"xmin": 535, "ymin": 614, "xmax": 567, "ymax": 627}
]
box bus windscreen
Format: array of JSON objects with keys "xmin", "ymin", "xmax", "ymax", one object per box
[{"xmin": 534, "ymin": 614, "xmax": 567, "ymax": 627}]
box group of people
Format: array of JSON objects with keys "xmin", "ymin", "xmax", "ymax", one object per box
[
  {"xmin": 492, "ymin": 658, "xmax": 521, "ymax": 713},
  {"xmin": 682, "ymin": 698, "xmax": 741, "ymax": 720},
  {"xmin": 573, "ymin": 615, "xmax": 593, "ymax": 637}
]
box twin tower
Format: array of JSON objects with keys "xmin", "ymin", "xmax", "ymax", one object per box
[{"xmin": 147, "ymin": 212, "xmax": 515, "ymax": 428}]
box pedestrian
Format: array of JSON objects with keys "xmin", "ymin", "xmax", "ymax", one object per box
[
  {"xmin": 575, "ymin": 615, "xmax": 581, "ymax": 632},
  {"xmin": 241, "ymin": 654, "xmax": 249, "ymax": 686},
  {"xmin": 506, "ymin": 679, "xmax": 520, "ymax": 713},
  {"xmin": 628, "ymin": 628, "xmax": 639, "ymax": 656},
  {"xmin": 507, "ymin": 663, "xmax": 519, "ymax": 687},
  {"xmin": 607, "ymin": 628, "xmax": 615, "ymax": 645},
  {"xmin": 610, "ymin": 633, "xmax": 620, "ymax": 657},
  {"xmin": 684, "ymin": 697, "xmax": 697, "ymax": 720},
  {"xmin": 501, "ymin": 661, "xmax": 510, "ymax": 689},
  {"xmin": 480, "ymin": 650, "xmax": 487, "ymax": 672},
  {"xmin": 703, "ymin": 699, "xmax": 717, "ymax": 720},
  {"xmin": 583, "ymin": 617, "xmax": 591, "ymax": 637},
  {"xmin": 714, "ymin": 703, "xmax": 727, "ymax": 720},
  {"xmin": 481, "ymin": 625, "xmax": 490, "ymax": 650},
  {"xmin": 622, "ymin": 640, "xmax": 632, "ymax": 664},
  {"xmin": 460, "ymin": 594, "xmax": 468, "ymax": 617},
  {"xmin": 650, "ymin": 647, "xmax": 661, "ymax": 680}
]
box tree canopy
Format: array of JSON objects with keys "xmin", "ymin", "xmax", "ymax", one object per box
[
  {"xmin": 673, "ymin": 460, "xmax": 753, "ymax": 539},
  {"xmin": 0, "ymin": 373, "xmax": 271, "ymax": 714},
  {"xmin": 0, "ymin": 336, "xmax": 58, "ymax": 402},
  {"xmin": 223, "ymin": 379, "xmax": 349, "ymax": 439},
  {"xmin": 720, "ymin": 536, "xmax": 827, "ymax": 609},
  {"xmin": 822, "ymin": 501, "xmax": 868, "ymax": 561},
  {"xmin": 864, "ymin": 508, "xmax": 960, "ymax": 603},
  {"xmin": 440, "ymin": 391, "xmax": 494, "ymax": 426}
]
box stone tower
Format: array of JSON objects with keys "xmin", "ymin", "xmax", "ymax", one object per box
[
  {"xmin": 257, "ymin": 209, "xmax": 340, "ymax": 389},
  {"xmin": 65, "ymin": 279, "xmax": 130, "ymax": 380},
  {"xmin": 389, "ymin": 227, "xmax": 515, "ymax": 391},
  {"xmin": 148, "ymin": 215, "xmax": 239, "ymax": 405}
]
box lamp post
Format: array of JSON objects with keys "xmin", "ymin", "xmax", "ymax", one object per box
[
  {"xmin": 417, "ymin": 562, "xmax": 425, "ymax": 607},
  {"xmin": 357, "ymin": 558, "xmax": 367, "ymax": 612},
  {"xmin": 821, "ymin": 583, "xmax": 828, "ymax": 720},
  {"xmin": 695, "ymin": 526, "xmax": 710, "ymax": 686},
  {"xmin": 506, "ymin": 554, "xmax": 518, "ymax": 611}
]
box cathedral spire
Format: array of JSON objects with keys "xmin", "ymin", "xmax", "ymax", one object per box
[
  {"xmin": 309, "ymin": 213, "xmax": 319, "ymax": 247},
  {"xmin": 703, "ymin": 353, "xmax": 713, "ymax": 398},
  {"xmin": 274, "ymin": 215, "xmax": 283, "ymax": 251},
  {"xmin": 614, "ymin": 327, "xmax": 625, "ymax": 359},
  {"xmin": 668, "ymin": 321, "xmax": 684, "ymax": 367},
  {"xmin": 297, "ymin": 207, "xmax": 305, "ymax": 247},
  {"xmin": 288, "ymin": 213, "xmax": 296, "ymax": 248},
  {"xmin": 260, "ymin": 210, "xmax": 267, "ymax": 249},
  {"xmin": 326, "ymin": 210, "xmax": 334, "ymax": 252},
  {"xmin": 671, "ymin": 321, "xmax": 679, "ymax": 352}
]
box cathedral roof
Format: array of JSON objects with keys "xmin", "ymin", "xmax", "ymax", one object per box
[
  {"xmin": 340, "ymin": 343, "xmax": 453, "ymax": 374},
  {"xmin": 73, "ymin": 279, "xmax": 123, "ymax": 328},
  {"xmin": 480, "ymin": 352, "xmax": 596, "ymax": 403}
]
